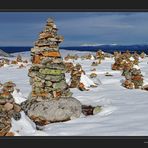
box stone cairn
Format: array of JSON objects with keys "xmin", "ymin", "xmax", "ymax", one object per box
[
  {"xmin": 81, "ymin": 53, "xmax": 94, "ymax": 60},
  {"xmin": 0, "ymin": 58, "xmax": 10, "ymax": 67},
  {"xmin": 16, "ymin": 54, "xmax": 23, "ymax": 62},
  {"xmin": 112, "ymin": 50, "xmax": 136, "ymax": 71},
  {"xmin": 140, "ymin": 52, "xmax": 146, "ymax": 59},
  {"xmin": 122, "ymin": 65, "xmax": 144, "ymax": 89},
  {"xmin": 95, "ymin": 50, "xmax": 105, "ymax": 64},
  {"xmin": 64, "ymin": 54, "xmax": 79, "ymax": 61},
  {"xmin": 69, "ymin": 63, "xmax": 87, "ymax": 91},
  {"xmin": 0, "ymin": 81, "xmax": 21, "ymax": 136},
  {"xmin": 111, "ymin": 50, "xmax": 144, "ymax": 89},
  {"xmin": 64, "ymin": 62, "xmax": 74, "ymax": 73},
  {"xmin": 21, "ymin": 18, "xmax": 81, "ymax": 126}
]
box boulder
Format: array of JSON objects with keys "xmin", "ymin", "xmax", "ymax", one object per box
[{"xmin": 22, "ymin": 97, "xmax": 82, "ymax": 126}]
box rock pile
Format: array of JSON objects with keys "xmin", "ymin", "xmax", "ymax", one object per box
[
  {"xmin": 0, "ymin": 55, "xmax": 28, "ymax": 68},
  {"xmin": 69, "ymin": 63, "xmax": 85, "ymax": 88},
  {"xmin": 122, "ymin": 65, "xmax": 144, "ymax": 89},
  {"xmin": 64, "ymin": 62, "xmax": 74, "ymax": 73},
  {"xmin": 112, "ymin": 51, "xmax": 139, "ymax": 71},
  {"xmin": 16, "ymin": 54, "xmax": 22, "ymax": 62},
  {"xmin": 64, "ymin": 54, "xmax": 79, "ymax": 61},
  {"xmin": 111, "ymin": 51, "xmax": 144, "ymax": 89},
  {"xmin": 0, "ymin": 81, "xmax": 21, "ymax": 136},
  {"xmin": 0, "ymin": 58, "xmax": 10, "ymax": 67},
  {"xmin": 81, "ymin": 53, "xmax": 94, "ymax": 60},
  {"xmin": 140, "ymin": 52, "xmax": 146, "ymax": 59},
  {"xmin": 28, "ymin": 18, "xmax": 72, "ymax": 99},
  {"xmin": 11, "ymin": 54, "xmax": 28, "ymax": 65},
  {"xmin": 95, "ymin": 50, "xmax": 105, "ymax": 64},
  {"xmin": 21, "ymin": 18, "xmax": 81, "ymax": 126}
]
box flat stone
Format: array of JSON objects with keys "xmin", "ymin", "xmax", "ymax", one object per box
[
  {"xmin": 39, "ymin": 68, "xmax": 62, "ymax": 75},
  {"xmin": 53, "ymin": 80, "xmax": 68, "ymax": 90},
  {"xmin": 13, "ymin": 104, "xmax": 21, "ymax": 112},
  {"xmin": 45, "ymin": 81, "xmax": 52, "ymax": 87},
  {"xmin": 45, "ymin": 75, "xmax": 64, "ymax": 82}
]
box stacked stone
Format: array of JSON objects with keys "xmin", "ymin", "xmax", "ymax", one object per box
[
  {"xmin": 130, "ymin": 68, "xmax": 144, "ymax": 88},
  {"xmin": 69, "ymin": 64, "xmax": 85, "ymax": 88},
  {"xmin": 85, "ymin": 53, "xmax": 92, "ymax": 60},
  {"xmin": 22, "ymin": 18, "xmax": 81, "ymax": 126},
  {"xmin": 81, "ymin": 54, "xmax": 94, "ymax": 60},
  {"xmin": 16, "ymin": 54, "xmax": 23, "ymax": 62},
  {"xmin": 64, "ymin": 62, "xmax": 74, "ymax": 73},
  {"xmin": 0, "ymin": 58, "xmax": 10, "ymax": 67},
  {"xmin": 0, "ymin": 81, "xmax": 21, "ymax": 136},
  {"xmin": 96, "ymin": 50, "xmax": 105, "ymax": 64},
  {"xmin": 132, "ymin": 51, "xmax": 140, "ymax": 65},
  {"xmin": 112, "ymin": 51, "xmax": 136, "ymax": 71},
  {"xmin": 112, "ymin": 51, "xmax": 126, "ymax": 70},
  {"xmin": 28, "ymin": 18, "xmax": 72, "ymax": 100},
  {"xmin": 64, "ymin": 54, "xmax": 79, "ymax": 61},
  {"xmin": 122, "ymin": 67, "xmax": 144, "ymax": 89},
  {"xmin": 140, "ymin": 52, "xmax": 146, "ymax": 59}
]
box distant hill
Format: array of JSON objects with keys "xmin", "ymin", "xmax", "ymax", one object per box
[{"xmin": 0, "ymin": 49, "xmax": 11, "ymax": 57}]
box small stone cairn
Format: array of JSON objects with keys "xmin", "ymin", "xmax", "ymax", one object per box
[
  {"xmin": 122, "ymin": 64, "xmax": 144, "ymax": 89},
  {"xmin": 69, "ymin": 63, "xmax": 86, "ymax": 89},
  {"xmin": 0, "ymin": 81, "xmax": 21, "ymax": 136},
  {"xmin": 64, "ymin": 62, "xmax": 74, "ymax": 73},
  {"xmin": 64, "ymin": 54, "xmax": 79, "ymax": 61},
  {"xmin": 95, "ymin": 50, "xmax": 105, "ymax": 64}
]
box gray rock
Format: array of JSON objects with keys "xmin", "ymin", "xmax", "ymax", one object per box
[
  {"xmin": 32, "ymin": 87, "xmax": 45, "ymax": 94},
  {"xmin": 45, "ymin": 63, "xmax": 65, "ymax": 70},
  {"xmin": 12, "ymin": 112, "xmax": 21, "ymax": 121},
  {"xmin": 25, "ymin": 97, "xmax": 81, "ymax": 125},
  {"xmin": 93, "ymin": 106, "xmax": 102, "ymax": 115},
  {"xmin": 33, "ymin": 81, "xmax": 45, "ymax": 88},
  {"xmin": 45, "ymin": 81, "xmax": 52, "ymax": 87},
  {"xmin": 45, "ymin": 74, "xmax": 64, "ymax": 82},
  {"xmin": 53, "ymin": 80, "xmax": 68, "ymax": 90}
]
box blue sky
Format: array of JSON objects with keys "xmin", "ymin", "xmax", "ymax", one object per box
[{"xmin": 0, "ymin": 12, "xmax": 148, "ymax": 46}]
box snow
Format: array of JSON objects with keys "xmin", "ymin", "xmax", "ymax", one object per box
[
  {"xmin": 1, "ymin": 50, "xmax": 148, "ymax": 136},
  {"xmin": 12, "ymin": 89, "xmax": 27, "ymax": 104},
  {"xmin": 80, "ymin": 73, "xmax": 97, "ymax": 88},
  {"xmin": 129, "ymin": 56, "xmax": 135, "ymax": 61},
  {"xmin": 133, "ymin": 64, "xmax": 140, "ymax": 70}
]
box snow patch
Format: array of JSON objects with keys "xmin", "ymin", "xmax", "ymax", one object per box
[
  {"xmin": 12, "ymin": 89, "xmax": 27, "ymax": 104},
  {"xmin": 80, "ymin": 73, "xmax": 97, "ymax": 88}
]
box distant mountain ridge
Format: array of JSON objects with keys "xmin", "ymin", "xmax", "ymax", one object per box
[
  {"xmin": 62, "ymin": 44, "xmax": 148, "ymax": 54},
  {"xmin": 0, "ymin": 44, "xmax": 148, "ymax": 54}
]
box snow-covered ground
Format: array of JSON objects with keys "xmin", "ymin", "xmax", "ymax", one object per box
[{"xmin": 0, "ymin": 49, "xmax": 148, "ymax": 136}]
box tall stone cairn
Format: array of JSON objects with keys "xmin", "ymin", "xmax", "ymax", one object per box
[
  {"xmin": 22, "ymin": 18, "xmax": 81, "ymax": 126},
  {"xmin": 29, "ymin": 18, "xmax": 72, "ymax": 99}
]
